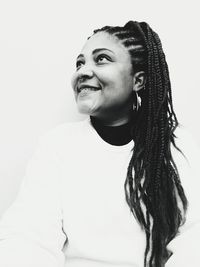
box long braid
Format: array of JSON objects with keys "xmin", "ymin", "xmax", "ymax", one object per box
[{"xmin": 89, "ymin": 21, "xmax": 188, "ymax": 267}]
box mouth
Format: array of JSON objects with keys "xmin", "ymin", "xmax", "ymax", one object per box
[
  {"xmin": 77, "ymin": 85, "xmax": 101, "ymax": 93},
  {"xmin": 77, "ymin": 88, "xmax": 101, "ymax": 98}
]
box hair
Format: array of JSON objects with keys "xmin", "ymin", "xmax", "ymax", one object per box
[{"xmin": 89, "ymin": 21, "xmax": 188, "ymax": 267}]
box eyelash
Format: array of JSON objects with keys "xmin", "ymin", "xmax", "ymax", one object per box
[{"xmin": 76, "ymin": 54, "xmax": 110, "ymax": 69}]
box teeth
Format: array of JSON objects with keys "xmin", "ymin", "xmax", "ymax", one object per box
[{"xmin": 79, "ymin": 87, "xmax": 100, "ymax": 92}]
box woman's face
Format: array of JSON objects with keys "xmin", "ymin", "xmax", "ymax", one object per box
[{"xmin": 71, "ymin": 31, "xmax": 135, "ymax": 125}]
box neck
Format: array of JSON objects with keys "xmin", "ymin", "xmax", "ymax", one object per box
[{"xmin": 90, "ymin": 116, "xmax": 134, "ymax": 146}]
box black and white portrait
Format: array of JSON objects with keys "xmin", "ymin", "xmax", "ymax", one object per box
[{"xmin": 0, "ymin": 1, "xmax": 199, "ymax": 266}]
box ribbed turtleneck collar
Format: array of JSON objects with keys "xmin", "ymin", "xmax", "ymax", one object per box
[{"xmin": 90, "ymin": 116, "xmax": 133, "ymax": 146}]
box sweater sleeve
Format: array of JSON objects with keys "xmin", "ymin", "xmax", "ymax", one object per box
[{"xmin": 0, "ymin": 133, "xmax": 67, "ymax": 267}]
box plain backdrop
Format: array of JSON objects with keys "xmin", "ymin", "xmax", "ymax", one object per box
[{"xmin": 0, "ymin": 0, "xmax": 199, "ymax": 216}]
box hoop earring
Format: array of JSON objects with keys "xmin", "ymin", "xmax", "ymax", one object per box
[
  {"xmin": 133, "ymin": 92, "xmax": 141, "ymax": 111},
  {"xmin": 136, "ymin": 92, "xmax": 141, "ymax": 111}
]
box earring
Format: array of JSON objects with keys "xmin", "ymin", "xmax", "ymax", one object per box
[
  {"xmin": 133, "ymin": 92, "xmax": 141, "ymax": 111},
  {"xmin": 136, "ymin": 92, "xmax": 141, "ymax": 110}
]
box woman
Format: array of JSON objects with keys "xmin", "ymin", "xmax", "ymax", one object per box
[
  {"xmin": 0, "ymin": 21, "xmax": 198, "ymax": 267},
  {"xmin": 71, "ymin": 20, "xmax": 188, "ymax": 266}
]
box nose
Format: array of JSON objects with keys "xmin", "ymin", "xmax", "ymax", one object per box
[
  {"xmin": 77, "ymin": 64, "xmax": 94, "ymax": 82},
  {"xmin": 71, "ymin": 63, "xmax": 95, "ymax": 90}
]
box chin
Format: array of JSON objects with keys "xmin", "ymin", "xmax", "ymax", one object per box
[
  {"xmin": 77, "ymin": 104, "xmax": 95, "ymax": 116},
  {"xmin": 76, "ymin": 98, "xmax": 100, "ymax": 116}
]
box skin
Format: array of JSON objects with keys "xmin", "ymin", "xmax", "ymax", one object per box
[{"xmin": 71, "ymin": 32, "xmax": 145, "ymax": 126}]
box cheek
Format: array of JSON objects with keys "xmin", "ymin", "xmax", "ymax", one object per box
[
  {"xmin": 101, "ymin": 66, "xmax": 130, "ymax": 86},
  {"xmin": 118, "ymin": 71, "xmax": 133, "ymax": 91},
  {"xmin": 98, "ymin": 69, "xmax": 120, "ymax": 88},
  {"xmin": 102, "ymin": 74, "xmax": 129, "ymax": 92}
]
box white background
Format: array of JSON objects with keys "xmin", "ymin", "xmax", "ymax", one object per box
[{"xmin": 0, "ymin": 0, "xmax": 199, "ymax": 215}]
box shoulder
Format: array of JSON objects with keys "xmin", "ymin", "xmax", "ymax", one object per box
[
  {"xmin": 33, "ymin": 118, "xmax": 95, "ymax": 161},
  {"xmin": 172, "ymin": 125, "xmax": 200, "ymax": 226},
  {"xmin": 38, "ymin": 119, "xmax": 90, "ymax": 146},
  {"xmin": 167, "ymin": 126, "xmax": 200, "ymax": 259},
  {"xmin": 172, "ymin": 125, "xmax": 199, "ymax": 172}
]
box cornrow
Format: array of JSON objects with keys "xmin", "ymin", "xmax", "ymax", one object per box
[{"xmin": 89, "ymin": 21, "xmax": 188, "ymax": 267}]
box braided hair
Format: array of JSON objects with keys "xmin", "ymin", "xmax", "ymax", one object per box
[{"xmin": 88, "ymin": 21, "xmax": 188, "ymax": 267}]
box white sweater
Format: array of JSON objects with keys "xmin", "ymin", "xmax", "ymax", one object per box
[{"xmin": 0, "ymin": 118, "xmax": 199, "ymax": 267}]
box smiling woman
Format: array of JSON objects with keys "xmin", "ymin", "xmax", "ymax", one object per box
[
  {"xmin": 0, "ymin": 20, "xmax": 199, "ymax": 267},
  {"xmin": 71, "ymin": 33, "xmax": 144, "ymax": 125}
]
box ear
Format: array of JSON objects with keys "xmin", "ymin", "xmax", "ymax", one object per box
[{"xmin": 132, "ymin": 71, "xmax": 146, "ymax": 92}]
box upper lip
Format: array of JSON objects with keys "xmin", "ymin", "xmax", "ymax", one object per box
[{"xmin": 77, "ymin": 84, "xmax": 101, "ymax": 92}]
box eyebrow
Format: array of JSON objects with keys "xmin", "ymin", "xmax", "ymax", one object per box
[{"xmin": 76, "ymin": 48, "xmax": 114, "ymax": 60}]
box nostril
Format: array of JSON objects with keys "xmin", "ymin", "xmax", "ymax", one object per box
[
  {"xmin": 79, "ymin": 76, "xmax": 87, "ymax": 82},
  {"xmin": 78, "ymin": 75, "xmax": 94, "ymax": 84},
  {"xmin": 78, "ymin": 67, "xmax": 94, "ymax": 79}
]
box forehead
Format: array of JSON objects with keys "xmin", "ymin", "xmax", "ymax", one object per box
[{"xmin": 80, "ymin": 32, "xmax": 130, "ymax": 58}]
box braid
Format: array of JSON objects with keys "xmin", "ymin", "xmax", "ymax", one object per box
[{"xmin": 90, "ymin": 21, "xmax": 188, "ymax": 267}]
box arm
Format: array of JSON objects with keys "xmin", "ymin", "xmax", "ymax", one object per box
[{"xmin": 0, "ymin": 133, "xmax": 67, "ymax": 267}]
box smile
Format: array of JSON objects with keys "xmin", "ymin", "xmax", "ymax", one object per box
[
  {"xmin": 78, "ymin": 87, "xmax": 101, "ymax": 97},
  {"xmin": 79, "ymin": 87, "xmax": 100, "ymax": 92},
  {"xmin": 77, "ymin": 84, "xmax": 101, "ymax": 93}
]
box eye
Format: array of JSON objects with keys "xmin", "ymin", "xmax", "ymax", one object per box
[
  {"xmin": 96, "ymin": 54, "xmax": 110, "ymax": 63},
  {"xmin": 76, "ymin": 60, "xmax": 84, "ymax": 69}
]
